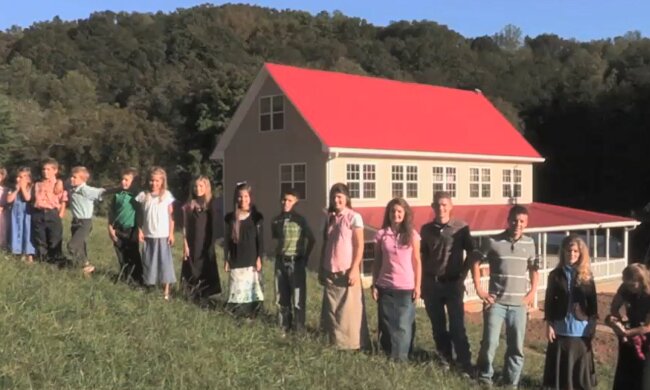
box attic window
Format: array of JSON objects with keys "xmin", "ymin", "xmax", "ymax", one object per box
[
  {"xmin": 346, "ymin": 164, "xmax": 376, "ymax": 199},
  {"xmin": 502, "ymin": 169, "xmax": 522, "ymax": 198},
  {"xmin": 260, "ymin": 95, "xmax": 284, "ymax": 131},
  {"xmin": 470, "ymin": 167, "xmax": 491, "ymax": 198},
  {"xmin": 432, "ymin": 166, "xmax": 457, "ymax": 198},
  {"xmin": 391, "ymin": 165, "xmax": 418, "ymax": 199}
]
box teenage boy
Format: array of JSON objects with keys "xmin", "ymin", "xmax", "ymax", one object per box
[
  {"xmin": 107, "ymin": 168, "xmax": 143, "ymax": 284},
  {"xmin": 420, "ymin": 191, "xmax": 480, "ymax": 374},
  {"xmin": 32, "ymin": 158, "xmax": 67, "ymax": 263},
  {"xmin": 473, "ymin": 205, "xmax": 539, "ymax": 388},
  {"xmin": 67, "ymin": 166, "xmax": 107, "ymax": 274},
  {"xmin": 271, "ymin": 189, "xmax": 315, "ymax": 333}
]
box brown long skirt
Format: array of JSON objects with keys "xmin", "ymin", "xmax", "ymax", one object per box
[
  {"xmin": 320, "ymin": 272, "xmax": 370, "ymax": 350},
  {"xmin": 542, "ymin": 336, "xmax": 596, "ymax": 390}
]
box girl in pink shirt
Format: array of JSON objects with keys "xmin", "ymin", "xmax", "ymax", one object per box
[{"xmin": 372, "ymin": 197, "xmax": 422, "ymax": 361}]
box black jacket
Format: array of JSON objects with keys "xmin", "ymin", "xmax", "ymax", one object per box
[{"xmin": 544, "ymin": 267, "xmax": 598, "ymax": 322}]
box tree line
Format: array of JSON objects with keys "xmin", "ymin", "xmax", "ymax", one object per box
[{"xmin": 0, "ymin": 4, "xmax": 649, "ymax": 215}]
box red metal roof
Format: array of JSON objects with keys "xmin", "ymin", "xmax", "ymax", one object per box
[
  {"xmin": 265, "ymin": 63, "xmax": 542, "ymax": 159},
  {"xmin": 356, "ymin": 202, "xmax": 638, "ymax": 234}
]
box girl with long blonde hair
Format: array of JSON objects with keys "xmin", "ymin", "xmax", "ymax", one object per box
[
  {"xmin": 543, "ymin": 235, "xmax": 598, "ymax": 389},
  {"xmin": 136, "ymin": 166, "xmax": 176, "ymax": 300}
]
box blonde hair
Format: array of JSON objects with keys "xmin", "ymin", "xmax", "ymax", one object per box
[
  {"xmin": 558, "ymin": 235, "xmax": 592, "ymax": 285},
  {"xmin": 71, "ymin": 166, "xmax": 90, "ymax": 180},
  {"xmin": 146, "ymin": 166, "xmax": 168, "ymax": 202},
  {"xmin": 189, "ymin": 175, "xmax": 212, "ymax": 209},
  {"xmin": 622, "ymin": 263, "xmax": 650, "ymax": 295}
]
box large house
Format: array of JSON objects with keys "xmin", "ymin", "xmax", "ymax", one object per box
[{"xmin": 211, "ymin": 63, "xmax": 639, "ymax": 302}]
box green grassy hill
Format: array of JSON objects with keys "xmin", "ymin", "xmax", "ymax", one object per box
[{"xmin": 0, "ymin": 216, "xmax": 614, "ymax": 389}]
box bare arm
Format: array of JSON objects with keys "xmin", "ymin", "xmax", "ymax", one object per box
[
  {"xmin": 167, "ymin": 204, "xmax": 175, "ymax": 246},
  {"xmin": 412, "ymin": 238, "xmax": 422, "ymax": 300}
]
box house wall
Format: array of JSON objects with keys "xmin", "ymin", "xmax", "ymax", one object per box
[
  {"xmin": 223, "ymin": 77, "xmax": 327, "ymax": 261},
  {"xmin": 328, "ymin": 156, "xmax": 534, "ymax": 207}
]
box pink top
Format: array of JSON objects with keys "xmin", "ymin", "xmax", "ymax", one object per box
[
  {"xmin": 33, "ymin": 179, "xmax": 67, "ymax": 210},
  {"xmin": 323, "ymin": 208, "xmax": 364, "ymax": 273},
  {"xmin": 374, "ymin": 228, "xmax": 421, "ymax": 290}
]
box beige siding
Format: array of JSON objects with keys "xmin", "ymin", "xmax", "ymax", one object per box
[
  {"xmin": 223, "ymin": 77, "xmax": 327, "ymax": 259},
  {"xmin": 328, "ymin": 156, "xmax": 534, "ymax": 206}
]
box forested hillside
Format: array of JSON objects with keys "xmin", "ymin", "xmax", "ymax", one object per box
[{"xmin": 1, "ymin": 4, "xmax": 649, "ymax": 213}]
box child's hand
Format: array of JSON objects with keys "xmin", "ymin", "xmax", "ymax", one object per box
[
  {"xmin": 108, "ymin": 226, "xmax": 117, "ymax": 243},
  {"xmin": 255, "ymin": 257, "xmax": 262, "ymax": 271},
  {"xmin": 138, "ymin": 229, "xmax": 144, "ymax": 243},
  {"xmin": 224, "ymin": 262, "xmax": 230, "ymax": 273},
  {"xmin": 183, "ymin": 243, "xmax": 190, "ymax": 260},
  {"xmin": 168, "ymin": 235, "xmax": 175, "ymax": 246}
]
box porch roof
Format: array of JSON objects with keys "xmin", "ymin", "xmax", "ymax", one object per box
[{"xmin": 356, "ymin": 202, "xmax": 640, "ymax": 236}]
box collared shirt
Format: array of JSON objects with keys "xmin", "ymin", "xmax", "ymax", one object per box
[
  {"xmin": 323, "ymin": 208, "xmax": 363, "ymax": 273},
  {"xmin": 374, "ymin": 228, "xmax": 420, "ymax": 290},
  {"xmin": 33, "ymin": 179, "xmax": 68, "ymax": 210},
  {"xmin": 554, "ymin": 265, "xmax": 590, "ymax": 337},
  {"xmin": 69, "ymin": 183, "xmax": 105, "ymax": 219},
  {"xmin": 482, "ymin": 231, "xmax": 539, "ymax": 306},
  {"xmin": 271, "ymin": 211, "xmax": 314, "ymax": 257},
  {"xmin": 420, "ymin": 218, "xmax": 476, "ymax": 280},
  {"xmin": 111, "ymin": 190, "xmax": 138, "ymax": 229}
]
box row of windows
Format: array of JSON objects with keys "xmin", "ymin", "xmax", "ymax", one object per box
[{"xmin": 346, "ymin": 164, "xmax": 522, "ymax": 200}]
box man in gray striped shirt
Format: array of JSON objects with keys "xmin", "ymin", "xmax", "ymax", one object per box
[{"xmin": 472, "ymin": 205, "xmax": 539, "ymax": 388}]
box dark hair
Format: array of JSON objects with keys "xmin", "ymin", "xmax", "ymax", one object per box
[
  {"xmin": 381, "ymin": 198, "xmax": 414, "ymax": 246},
  {"xmin": 433, "ymin": 191, "xmax": 452, "ymax": 204},
  {"xmin": 327, "ymin": 183, "xmax": 352, "ymax": 213},
  {"xmin": 282, "ymin": 188, "xmax": 300, "ymax": 199},
  {"xmin": 121, "ymin": 167, "xmax": 138, "ymax": 177},
  {"xmin": 507, "ymin": 205, "xmax": 529, "ymax": 221},
  {"xmin": 231, "ymin": 181, "xmax": 254, "ymax": 243}
]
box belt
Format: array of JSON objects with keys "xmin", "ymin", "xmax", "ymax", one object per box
[
  {"xmin": 278, "ymin": 255, "xmax": 302, "ymax": 262},
  {"xmin": 34, "ymin": 208, "xmax": 59, "ymax": 213},
  {"xmin": 433, "ymin": 274, "xmax": 461, "ymax": 283}
]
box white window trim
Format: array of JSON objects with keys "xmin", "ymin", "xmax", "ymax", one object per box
[
  {"xmin": 432, "ymin": 166, "xmax": 457, "ymax": 198},
  {"xmin": 469, "ymin": 166, "xmax": 492, "ymax": 199},
  {"xmin": 259, "ymin": 94, "xmax": 285, "ymax": 132},
  {"xmin": 279, "ymin": 162, "xmax": 307, "ymax": 200},
  {"xmin": 502, "ymin": 168, "xmax": 522, "ymax": 199},
  {"xmin": 346, "ymin": 163, "xmax": 377, "ymax": 199},
  {"xmin": 391, "ymin": 164, "xmax": 419, "ymax": 199}
]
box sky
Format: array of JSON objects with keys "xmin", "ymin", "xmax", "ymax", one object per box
[{"xmin": 0, "ymin": 0, "xmax": 647, "ymax": 41}]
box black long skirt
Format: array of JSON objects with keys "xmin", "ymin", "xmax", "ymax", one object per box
[
  {"xmin": 542, "ymin": 336, "xmax": 596, "ymax": 390},
  {"xmin": 612, "ymin": 337, "xmax": 650, "ymax": 390}
]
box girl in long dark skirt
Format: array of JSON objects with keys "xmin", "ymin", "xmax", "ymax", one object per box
[
  {"xmin": 224, "ymin": 182, "xmax": 264, "ymax": 317},
  {"xmin": 607, "ymin": 263, "xmax": 650, "ymax": 390},
  {"xmin": 182, "ymin": 176, "xmax": 223, "ymax": 300},
  {"xmin": 543, "ymin": 235, "xmax": 597, "ymax": 390}
]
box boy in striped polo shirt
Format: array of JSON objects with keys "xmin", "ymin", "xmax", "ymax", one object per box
[
  {"xmin": 271, "ymin": 189, "xmax": 315, "ymax": 334},
  {"xmin": 473, "ymin": 205, "xmax": 539, "ymax": 388}
]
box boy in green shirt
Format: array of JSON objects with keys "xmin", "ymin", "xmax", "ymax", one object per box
[{"xmin": 107, "ymin": 168, "xmax": 142, "ymax": 284}]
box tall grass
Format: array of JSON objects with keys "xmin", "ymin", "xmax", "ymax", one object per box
[{"xmin": 0, "ymin": 216, "xmax": 614, "ymax": 389}]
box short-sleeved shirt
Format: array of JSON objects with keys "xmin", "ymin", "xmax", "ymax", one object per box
[
  {"xmin": 482, "ymin": 231, "xmax": 539, "ymax": 306},
  {"xmin": 111, "ymin": 190, "xmax": 138, "ymax": 229},
  {"xmin": 271, "ymin": 211, "xmax": 313, "ymax": 257},
  {"xmin": 69, "ymin": 183, "xmax": 105, "ymax": 219},
  {"xmin": 323, "ymin": 208, "xmax": 363, "ymax": 273},
  {"xmin": 420, "ymin": 218, "xmax": 476, "ymax": 281},
  {"xmin": 374, "ymin": 228, "xmax": 420, "ymax": 290},
  {"xmin": 136, "ymin": 190, "xmax": 175, "ymax": 238},
  {"xmin": 33, "ymin": 179, "xmax": 68, "ymax": 210}
]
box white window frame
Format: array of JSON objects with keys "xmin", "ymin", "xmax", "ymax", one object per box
[
  {"xmin": 502, "ymin": 168, "xmax": 522, "ymax": 199},
  {"xmin": 469, "ymin": 167, "xmax": 491, "ymax": 199},
  {"xmin": 391, "ymin": 164, "xmax": 418, "ymax": 199},
  {"xmin": 346, "ymin": 163, "xmax": 376, "ymax": 199},
  {"xmin": 279, "ymin": 163, "xmax": 306, "ymax": 199},
  {"xmin": 432, "ymin": 166, "xmax": 457, "ymax": 198},
  {"xmin": 259, "ymin": 95, "xmax": 284, "ymax": 132}
]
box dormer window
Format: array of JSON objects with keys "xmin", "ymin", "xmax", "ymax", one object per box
[{"xmin": 260, "ymin": 95, "xmax": 284, "ymax": 131}]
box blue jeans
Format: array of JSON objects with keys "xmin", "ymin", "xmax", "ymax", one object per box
[
  {"xmin": 275, "ymin": 257, "xmax": 306, "ymax": 331},
  {"xmin": 477, "ymin": 303, "xmax": 527, "ymax": 385},
  {"xmin": 422, "ymin": 281, "xmax": 472, "ymax": 367},
  {"xmin": 377, "ymin": 287, "xmax": 415, "ymax": 361}
]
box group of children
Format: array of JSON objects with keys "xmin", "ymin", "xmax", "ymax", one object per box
[{"xmin": 1, "ymin": 161, "xmax": 649, "ymax": 389}]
